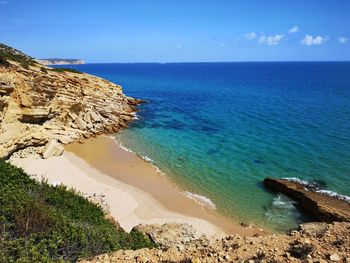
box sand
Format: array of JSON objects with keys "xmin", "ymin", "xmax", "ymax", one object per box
[{"xmin": 11, "ymin": 136, "xmax": 265, "ymax": 238}]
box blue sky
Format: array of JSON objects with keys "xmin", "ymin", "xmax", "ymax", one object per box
[{"xmin": 1, "ymin": 0, "xmax": 349, "ymax": 62}]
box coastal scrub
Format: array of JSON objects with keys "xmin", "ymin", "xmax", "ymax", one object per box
[{"xmin": 0, "ymin": 160, "xmax": 155, "ymax": 262}]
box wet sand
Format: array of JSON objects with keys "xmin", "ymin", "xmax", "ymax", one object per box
[{"xmin": 65, "ymin": 136, "xmax": 265, "ymax": 236}]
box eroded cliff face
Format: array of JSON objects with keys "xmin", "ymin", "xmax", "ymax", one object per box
[{"xmin": 0, "ymin": 61, "xmax": 140, "ymax": 159}]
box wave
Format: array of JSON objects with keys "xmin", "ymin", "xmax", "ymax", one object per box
[
  {"xmin": 116, "ymin": 140, "xmax": 135, "ymax": 154},
  {"xmin": 283, "ymin": 177, "xmax": 350, "ymax": 203},
  {"xmin": 272, "ymin": 194, "xmax": 297, "ymax": 210},
  {"xmin": 265, "ymin": 194, "xmax": 302, "ymax": 229},
  {"xmin": 140, "ymin": 155, "xmax": 154, "ymax": 163},
  {"xmin": 131, "ymin": 112, "xmax": 139, "ymax": 120},
  {"xmin": 283, "ymin": 177, "xmax": 310, "ymax": 186},
  {"xmin": 183, "ymin": 191, "xmax": 216, "ymax": 209},
  {"xmin": 316, "ymin": 190, "xmax": 350, "ymax": 203},
  {"xmin": 114, "ymin": 138, "xmax": 166, "ymax": 176}
]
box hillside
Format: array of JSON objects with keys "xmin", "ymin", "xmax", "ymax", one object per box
[{"xmin": 0, "ymin": 43, "xmax": 141, "ymax": 159}]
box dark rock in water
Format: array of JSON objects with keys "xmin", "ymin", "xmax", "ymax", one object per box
[
  {"xmin": 177, "ymin": 156, "xmax": 188, "ymax": 161},
  {"xmin": 200, "ymin": 125, "xmax": 219, "ymax": 133},
  {"xmin": 253, "ymin": 159, "xmax": 266, "ymax": 164},
  {"xmin": 207, "ymin": 148, "xmax": 219, "ymax": 155},
  {"xmin": 309, "ymin": 179, "xmax": 327, "ymax": 190},
  {"xmin": 263, "ymin": 177, "xmax": 350, "ymax": 223}
]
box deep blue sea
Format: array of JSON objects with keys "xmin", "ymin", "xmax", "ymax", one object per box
[{"xmin": 57, "ymin": 62, "xmax": 350, "ymax": 231}]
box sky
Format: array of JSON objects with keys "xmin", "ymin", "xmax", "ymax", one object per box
[{"xmin": 0, "ymin": 0, "xmax": 350, "ymax": 62}]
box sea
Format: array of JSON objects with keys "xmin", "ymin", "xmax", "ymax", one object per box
[{"xmin": 55, "ymin": 62, "xmax": 350, "ymax": 232}]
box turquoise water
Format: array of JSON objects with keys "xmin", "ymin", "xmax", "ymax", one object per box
[{"xmin": 60, "ymin": 62, "xmax": 350, "ymax": 231}]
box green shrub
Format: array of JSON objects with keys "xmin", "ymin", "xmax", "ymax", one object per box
[
  {"xmin": 50, "ymin": 67, "xmax": 82, "ymax": 74},
  {"xmin": 0, "ymin": 56, "xmax": 10, "ymax": 67},
  {"xmin": 0, "ymin": 160, "xmax": 156, "ymax": 262},
  {"xmin": 69, "ymin": 103, "xmax": 84, "ymax": 115},
  {"xmin": 288, "ymin": 241, "xmax": 314, "ymax": 259},
  {"xmin": 0, "ymin": 43, "xmax": 37, "ymax": 68}
]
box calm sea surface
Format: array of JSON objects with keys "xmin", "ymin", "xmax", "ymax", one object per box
[{"xmin": 58, "ymin": 62, "xmax": 350, "ymax": 231}]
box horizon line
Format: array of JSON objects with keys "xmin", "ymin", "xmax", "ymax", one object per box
[{"xmin": 61, "ymin": 60, "xmax": 350, "ymax": 64}]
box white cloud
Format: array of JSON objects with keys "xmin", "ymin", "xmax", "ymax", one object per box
[
  {"xmin": 242, "ymin": 32, "xmax": 257, "ymax": 41},
  {"xmin": 288, "ymin": 26, "xmax": 299, "ymax": 34},
  {"xmin": 338, "ymin": 37, "xmax": 348, "ymax": 44},
  {"xmin": 259, "ymin": 34, "xmax": 285, "ymax": 45},
  {"xmin": 301, "ymin": 35, "xmax": 328, "ymax": 46}
]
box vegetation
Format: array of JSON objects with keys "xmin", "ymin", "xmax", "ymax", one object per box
[
  {"xmin": 40, "ymin": 67, "xmax": 48, "ymax": 74},
  {"xmin": 50, "ymin": 67, "xmax": 82, "ymax": 74},
  {"xmin": 0, "ymin": 160, "xmax": 155, "ymax": 262},
  {"xmin": 70, "ymin": 102, "xmax": 84, "ymax": 114},
  {"xmin": 288, "ymin": 241, "xmax": 315, "ymax": 260},
  {"xmin": 0, "ymin": 43, "xmax": 37, "ymax": 69}
]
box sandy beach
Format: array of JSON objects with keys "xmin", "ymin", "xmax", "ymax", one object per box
[{"xmin": 11, "ymin": 136, "xmax": 265, "ymax": 238}]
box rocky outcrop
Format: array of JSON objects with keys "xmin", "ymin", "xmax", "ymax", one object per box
[
  {"xmin": 41, "ymin": 139, "xmax": 64, "ymax": 158},
  {"xmin": 0, "ymin": 45, "xmax": 141, "ymax": 159},
  {"xmin": 81, "ymin": 222, "xmax": 350, "ymax": 262},
  {"xmin": 263, "ymin": 177, "xmax": 350, "ymax": 223}
]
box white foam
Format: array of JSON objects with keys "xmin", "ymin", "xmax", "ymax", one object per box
[
  {"xmin": 184, "ymin": 191, "xmax": 216, "ymax": 209},
  {"xmin": 140, "ymin": 155, "xmax": 154, "ymax": 163},
  {"xmin": 131, "ymin": 112, "xmax": 139, "ymax": 120},
  {"xmin": 265, "ymin": 194, "xmax": 302, "ymax": 227},
  {"xmin": 272, "ymin": 194, "xmax": 296, "ymax": 209},
  {"xmin": 283, "ymin": 177, "xmax": 310, "ymax": 186},
  {"xmin": 117, "ymin": 141, "xmax": 134, "ymax": 153},
  {"xmin": 283, "ymin": 177, "xmax": 350, "ymax": 203},
  {"xmin": 151, "ymin": 164, "xmax": 165, "ymax": 175},
  {"xmin": 316, "ymin": 190, "xmax": 350, "ymax": 203}
]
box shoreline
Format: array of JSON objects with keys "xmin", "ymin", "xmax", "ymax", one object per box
[
  {"xmin": 66, "ymin": 136, "xmax": 267, "ymax": 236},
  {"xmin": 11, "ymin": 135, "xmax": 266, "ymax": 237}
]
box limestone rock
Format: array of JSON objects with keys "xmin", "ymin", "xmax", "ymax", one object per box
[
  {"xmin": 299, "ymin": 222, "xmax": 328, "ymax": 237},
  {"xmin": 330, "ymin": 253, "xmax": 341, "ymax": 261},
  {"xmin": 42, "ymin": 140, "xmax": 64, "ymax": 159},
  {"xmin": 0, "ymin": 44, "xmax": 143, "ymax": 159},
  {"xmin": 81, "ymin": 222, "xmax": 350, "ymax": 263}
]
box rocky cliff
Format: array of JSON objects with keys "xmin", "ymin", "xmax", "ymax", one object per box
[{"xmin": 0, "ymin": 43, "xmax": 140, "ymax": 159}]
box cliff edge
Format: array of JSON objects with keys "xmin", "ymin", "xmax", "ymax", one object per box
[{"xmin": 0, "ymin": 43, "xmax": 140, "ymax": 159}]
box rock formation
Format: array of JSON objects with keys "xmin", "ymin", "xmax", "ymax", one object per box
[
  {"xmin": 263, "ymin": 177, "xmax": 350, "ymax": 223},
  {"xmin": 81, "ymin": 222, "xmax": 350, "ymax": 262},
  {"xmin": 0, "ymin": 43, "xmax": 141, "ymax": 159}
]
